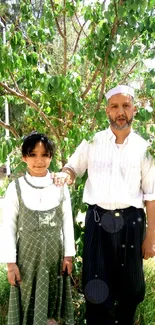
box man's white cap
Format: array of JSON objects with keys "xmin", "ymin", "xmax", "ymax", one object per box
[{"xmin": 105, "ymin": 85, "xmax": 134, "ymax": 100}]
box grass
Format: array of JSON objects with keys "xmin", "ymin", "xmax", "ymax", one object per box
[{"xmin": 134, "ymin": 259, "xmax": 155, "ymax": 325}]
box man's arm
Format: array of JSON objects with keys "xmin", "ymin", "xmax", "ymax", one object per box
[
  {"xmin": 142, "ymin": 200, "xmax": 155, "ymax": 260},
  {"xmin": 53, "ymin": 139, "xmax": 89, "ymax": 186}
]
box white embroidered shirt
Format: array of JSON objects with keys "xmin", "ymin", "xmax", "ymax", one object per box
[{"xmin": 65, "ymin": 128, "xmax": 155, "ymax": 210}]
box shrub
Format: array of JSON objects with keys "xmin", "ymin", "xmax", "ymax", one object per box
[
  {"xmin": 0, "ymin": 178, "xmax": 10, "ymax": 198},
  {"xmin": 0, "ymin": 265, "xmax": 9, "ymax": 325}
]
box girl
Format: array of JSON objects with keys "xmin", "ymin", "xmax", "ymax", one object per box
[{"xmin": 1, "ymin": 131, "xmax": 75, "ymax": 325}]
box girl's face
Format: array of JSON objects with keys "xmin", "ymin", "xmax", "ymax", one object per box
[{"xmin": 22, "ymin": 141, "xmax": 52, "ymax": 177}]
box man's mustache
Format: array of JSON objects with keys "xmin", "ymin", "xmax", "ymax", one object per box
[{"xmin": 116, "ymin": 116, "xmax": 127, "ymax": 120}]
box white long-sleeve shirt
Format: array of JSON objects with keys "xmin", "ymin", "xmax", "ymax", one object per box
[
  {"xmin": 0, "ymin": 171, "xmax": 75, "ymax": 263},
  {"xmin": 65, "ymin": 127, "xmax": 155, "ymax": 210}
]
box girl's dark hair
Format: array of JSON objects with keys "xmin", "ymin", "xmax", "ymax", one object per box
[{"xmin": 22, "ymin": 131, "xmax": 56, "ymax": 157}]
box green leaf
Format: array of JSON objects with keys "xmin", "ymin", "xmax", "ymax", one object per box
[
  {"xmin": 6, "ymin": 138, "xmax": 13, "ymax": 153},
  {"xmin": 0, "ymin": 141, "xmax": 8, "ymax": 163},
  {"xmin": 135, "ymin": 108, "xmax": 152, "ymax": 122}
]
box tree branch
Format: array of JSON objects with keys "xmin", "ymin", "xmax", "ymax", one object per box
[
  {"xmin": 50, "ymin": 0, "xmax": 65, "ymax": 39},
  {"xmin": 102, "ymin": 0, "xmax": 107, "ymax": 7},
  {"xmin": 95, "ymin": 61, "xmax": 108, "ymax": 112},
  {"xmin": 57, "ymin": 103, "xmax": 63, "ymax": 137},
  {"xmin": 114, "ymin": 0, "xmax": 118, "ymax": 18},
  {"xmin": 80, "ymin": 0, "xmax": 122, "ymax": 100},
  {"xmin": 120, "ymin": 62, "xmax": 138, "ymax": 84},
  {"xmin": 73, "ymin": 21, "xmax": 86, "ymax": 55},
  {"xmin": 71, "ymin": 17, "xmax": 79, "ymax": 34},
  {"xmin": 49, "ymin": 115, "xmax": 65, "ymax": 123},
  {"xmin": 72, "ymin": 1, "xmax": 88, "ymax": 38},
  {"xmin": 81, "ymin": 60, "xmax": 103, "ymax": 99},
  {"xmin": 95, "ymin": 0, "xmax": 122, "ymax": 112},
  {"xmin": 63, "ymin": 0, "xmax": 67, "ymax": 74},
  {"xmin": 7, "ymin": 69, "xmax": 20, "ymax": 92},
  {"xmin": 0, "ymin": 120, "xmax": 20, "ymax": 138},
  {"xmin": 0, "ymin": 82, "xmax": 61, "ymax": 141}
]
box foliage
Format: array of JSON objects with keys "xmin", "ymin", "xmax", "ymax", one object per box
[
  {"xmin": 134, "ymin": 259, "xmax": 155, "ymax": 325},
  {"xmin": 0, "ymin": 265, "xmax": 9, "ymax": 305},
  {"xmin": 0, "ymin": 265, "xmax": 9, "ymax": 325},
  {"xmin": 147, "ymin": 138, "xmax": 155, "ymax": 160},
  {"xmin": 0, "ymin": 177, "xmax": 10, "ymax": 197},
  {"xmin": 0, "ymin": 0, "xmax": 154, "ymax": 172}
]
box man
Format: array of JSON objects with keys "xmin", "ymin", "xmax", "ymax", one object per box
[{"xmin": 55, "ymin": 85, "xmax": 155, "ymax": 325}]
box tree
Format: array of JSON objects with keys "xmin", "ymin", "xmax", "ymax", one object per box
[
  {"xmin": 0, "ymin": 0, "xmax": 154, "ymax": 212},
  {"xmin": 0, "ymin": 0, "xmax": 154, "ymax": 211}
]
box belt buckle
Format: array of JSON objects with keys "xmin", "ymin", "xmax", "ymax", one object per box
[{"xmin": 114, "ymin": 211, "xmax": 121, "ymax": 218}]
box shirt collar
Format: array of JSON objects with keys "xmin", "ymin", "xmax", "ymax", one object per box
[
  {"xmin": 107, "ymin": 126, "xmax": 134, "ymax": 144},
  {"xmin": 25, "ymin": 170, "xmax": 53, "ymax": 187}
]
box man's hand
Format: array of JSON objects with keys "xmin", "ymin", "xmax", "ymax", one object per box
[
  {"xmin": 142, "ymin": 231, "xmax": 155, "ymax": 260},
  {"xmin": 62, "ymin": 256, "xmax": 73, "ymax": 275},
  {"xmin": 7, "ymin": 263, "xmax": 22, "ymax": 286},
  {"xmin": 51, "ymin": 172, "xmax": 68, "ymax": 186},
  {"xmin": 143, "ymin": 201, "xmax": 155, "ymax": 259},
  {"xmin": 51, "ymin": 168, "xmax": 76, "ymax": 186}
]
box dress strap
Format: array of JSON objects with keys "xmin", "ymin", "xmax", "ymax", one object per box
[{"xmin": 14, "ymin": 178, "xmax": 22, "ymax": 206}]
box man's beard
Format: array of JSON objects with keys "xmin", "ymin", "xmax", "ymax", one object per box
[{"xmin": 108, "ymin": 116, "xmax": 133, "ymax": 130}]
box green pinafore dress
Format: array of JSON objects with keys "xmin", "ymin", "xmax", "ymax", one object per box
[{"xmin": 7, "ymin": 177, "xmax": 74, "ymax": 325}]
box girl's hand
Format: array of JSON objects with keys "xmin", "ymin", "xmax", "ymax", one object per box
[
  {"xmin": 7, "ymin": 263, "xmax": 22, "ymax": 286},
  {"xmin": 62, "ymin": 256, "xmax": 73, "ymax": 275}
]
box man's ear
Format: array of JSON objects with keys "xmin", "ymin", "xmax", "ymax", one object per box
[
  {"xmin": 133, "ymin": 106, "xmax": 137, "ymax": 116},
  {"xmin": 105, "ymin": 106, "xmax": 109, "ymax": 117}
]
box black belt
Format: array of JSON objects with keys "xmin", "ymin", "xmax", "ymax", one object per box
[
  {"xmin": 90, "ymin": 204, "xmax": 134, "ymax": 213},
  {"xmin": 89, "ymin": 205, "xmax": 136, "ymax": 233}
]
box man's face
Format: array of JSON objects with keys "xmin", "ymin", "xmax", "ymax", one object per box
[{"xmin": 106, "ymin": 93, "xmax": 136, "ymax": 130}]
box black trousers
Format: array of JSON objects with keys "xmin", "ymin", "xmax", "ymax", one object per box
[{"xmin": 82, "ymin": 205, "xmax": 146, "ymax": 325}]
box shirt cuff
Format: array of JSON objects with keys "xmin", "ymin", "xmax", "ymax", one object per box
[
  {"xmin": 143, "ymin": 194, "xmax": 155, "ymax": 201},
  {"xmin": 64, "ymin": 248, "xmax": 76, "ymax": 257},
  {"xmin": 0, "ymin": 249, "xmax": 16, "ymax": 263}
]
